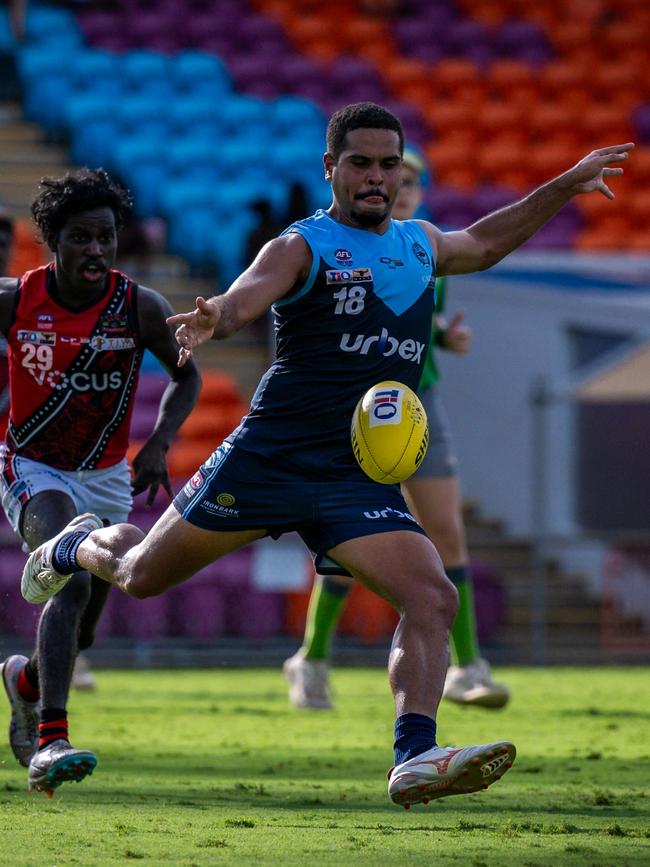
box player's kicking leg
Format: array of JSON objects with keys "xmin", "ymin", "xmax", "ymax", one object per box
[{"xmin": 327, "ymin": 529, "xmax": 516, "ymax": 808}]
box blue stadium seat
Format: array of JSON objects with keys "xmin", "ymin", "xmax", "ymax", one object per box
[
  {"xmin": 118, "ymin": 50, "xmax": 172, "ymax": 91},
  {"xmin": 219, "ymin": 95, "xmax": 270, "ymax": 137},
  {"xmin": 115, "ymin": 93, "xmax": 172, "ymax": 137},
  {"xmin": 24, "ymin": 5, "xmax": 80, "ymax": 44},
  {"xmin": 270, "ymin": 96, "xmax": 326, "ymax": 139},
  {"xmin": 166, "ymin": 138, "xmax": 218, "ymax": 178},
  {"xmin": 172, "ymin": 50, "xmax": 232, "ymax": 94},
  {"xmin": 167, "ymin": 95, "xmax": 220, "ymax": 137},
  {"xmin": 0, "ymin": 7, "xmax": 15, "ymax": 51}
]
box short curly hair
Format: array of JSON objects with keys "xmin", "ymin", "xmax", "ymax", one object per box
[
  {"xmin": 326, "ymin": 102, "xmax": 404, "ymax": 161},
  {"xmin": 31, "ymin": 168, "xmax": 133, "ymax": 251}
]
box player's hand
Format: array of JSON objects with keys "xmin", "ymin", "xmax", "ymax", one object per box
[
  {"xmin": 566, "ymin": 143, "xmax": 634, "ymax": 199},
  {"xmin": 440, "ymin": 310, "xmax": 472, "ymax": 354},
  {"xmin": 131, "ymin": 439, "xmax": 174, "ymax": 508},
  {"xmin": 166, "ymin": 296, "xmax": 219, "ymax": 367}
]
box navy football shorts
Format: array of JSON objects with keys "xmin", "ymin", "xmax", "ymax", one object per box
[{"xmin": 173, "ymin": 442, "xmax": 427, "ymax": 572}]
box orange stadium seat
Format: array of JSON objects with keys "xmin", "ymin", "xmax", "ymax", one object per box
[
  {"xmin": 593, "ymin": 61, "xmax": 649, "ymax": 107},
  {"xmin": 478, "ymin": 142, "xmax": 531, "ymax": 192},
  {"xmin": 573, "ymin": 221, "xmax": 630, "ymax": 252},
  {"xmin": 431, "ymin": 59, "xmax": 485, "ymax": 104},
  {"xmin": 382, "ymin": 57, "xmax": 430, "ymax": 95},
  {"xmin": 604, "ymin": 21, "xmax": 648, "ymax": 55},
  {"xmin": 486, "ymin": 59, "xmax": 537, "ymax": 105},
  {"xmin": 528, "ymin": 142, "xmax": 583, "ymax": 186},
  {"xmin": 582, "ymin": 106, "xmax": 634, "ymax": 147},
  {"xmin": 199, "ymin": 370, "xmax": 243, "ymax": 405},
  {"xmin": 7, "ymin": 219, "xmax": 49, "ymax": 276},
  {"xmin": 425, "ymin": 102, "xmax": 478, "ymax": 142},
  {"xmin": 627, "ymin": 190, "xmax": 650, "ymax": 225},
  {"xmin": 426, "ymin": 140, "xmax": 478, "ymax": 190},
  {"xmin": 458, "ymin": 0, "xmax": 507, "ymax": 26},
  {"xmin": 539, "ymin": 59, "xmax": 589, "ymax": 101},
  {"xmin": 477, "ymin": 101, "xmax": 529, "ymax": 146},
  {"xmin": 622, "ymin": 229, "xmax": 650, "ymax": 252},
  {"xmin": 167, "ymin": 440, "xmax": 214, "ymax": 480},
  {"xmin": 529, "ymin": 102, "xmax": 582, "ymax": 149}
]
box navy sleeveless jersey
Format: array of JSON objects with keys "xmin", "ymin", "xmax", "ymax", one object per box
[{"xmin": 226, "ymin": 210, "xmax": 436, "ymax": 478}]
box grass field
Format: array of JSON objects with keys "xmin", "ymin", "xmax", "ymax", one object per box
[{"xmin": 0, "ymin": 666, "xmax": 648, "ymax": 866}]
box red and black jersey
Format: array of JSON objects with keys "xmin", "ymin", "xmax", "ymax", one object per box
[{"xmin": 6, "ymin": 264, "xmax": 144, "ymax": 470}]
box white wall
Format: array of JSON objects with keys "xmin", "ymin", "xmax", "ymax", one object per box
[{"xmin": 436, "ymin": 252, "xmax": 650, "ymax": 537}]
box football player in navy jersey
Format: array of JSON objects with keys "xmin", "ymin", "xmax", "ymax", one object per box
[
  {"xmin": 0, "ymin": 169, "xmax": 200, "ymax": 795},
  {"xmin": 22, "ymin": 105, "xmax": 633, "ymax": 808},
  {"xmin": 283, "ymin": 147, "xmax": 510, "ymax": 711}
]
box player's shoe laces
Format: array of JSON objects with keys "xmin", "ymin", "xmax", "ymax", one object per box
[
  {"xmin": 388, "ymin": 741, "xmax": 516, "ymax": 809},
  {"xmin": 21, "ymin": 513, "xmax": 103, "ymax": 604},
  {"xmin": 1, "ymin": 654, "xmax": 39, "ymax": 767},
  {"xmin": 28, "ymin": 739, "xmax": 97, "ymax": 797},
  {"xmin": 283, "ymin": 651, "xmax": 333, "ymax": 709},
  {"xmin": 71, "ymin": 654, "xmax": 97, "ymax": 692},
  {"xmin": 443, "ymin": 658, "xmax": 510, "ymax": 709}
]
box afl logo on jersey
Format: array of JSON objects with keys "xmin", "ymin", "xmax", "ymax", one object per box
[{"xmin": 334, "ymin": 249, "xmax": 353, "ymax": 264}]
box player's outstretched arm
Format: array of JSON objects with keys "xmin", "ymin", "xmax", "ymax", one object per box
[
  {"xmin": 430, "ymin": 143, "xmax": 634, "ymax": 277},
  {"xmin": 167, "ymin": 232, "xmax": 312, "ymax": 367}
]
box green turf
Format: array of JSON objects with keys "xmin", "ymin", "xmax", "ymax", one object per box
[{"xmin": 0, "ymin": 667, "xmax": 648, "ymax": 866}]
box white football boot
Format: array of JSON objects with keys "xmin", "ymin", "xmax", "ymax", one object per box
[
  {"xmin": 1, "ymin": 654, "xmax": 39, "ymax": 767},
  {"xmin": 71, "ymin": 654, "xmax": 97, "ymax": 691},
  {"xmin": 283, "ymin": 651, "xmax": 333, "ymax": 709},
  {"xmin": 28, "ymin": 739, "xmax": 97, "ymax": 797},
  {"xmin": 21, "ymin": 513, "xmax": 103, "ymax": 604},
  {"xmin": 388, "ymin": 741, "xmax": 516, "ymax": 809},
  {"xmin": 443, "ymin": 659, "xmax": 510, "ymax": 709}
]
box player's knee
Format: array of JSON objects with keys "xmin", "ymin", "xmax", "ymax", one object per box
[
  {"xmin": 121, "ymin": 564, "xmax": 164, "ymax": 599},
  {"xmin": 410, "ymin": 565, "xmax": 458, "ymax": 626}
]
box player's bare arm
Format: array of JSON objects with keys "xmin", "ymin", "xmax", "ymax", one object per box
[
  {"xmin": 427, "ymin": 143, "xmax": 634, "ymax": 277},
  {"xmin": 132, "ymin": 286, "xmax": 201, "ymax": 504},
  {"xmin": 0, "ymin": 277, "xmax": 20, "ymax": 337},
  {"xmin": 167, "ymin": 232, "xmax": 312, "ymax": 366}
]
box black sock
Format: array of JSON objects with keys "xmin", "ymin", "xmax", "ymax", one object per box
[{"xmin": 393, "ymin": 713, "xmax": 437, "ymax": 765}]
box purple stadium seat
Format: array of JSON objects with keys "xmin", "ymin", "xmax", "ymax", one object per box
[
  {"xmin": 473, "ymin": 185, "xmax": 517, "ymax": 217},
  {"xmin": 0, "ymin": 547, "xmax": 39, "ymax": 641},
  {"xmin": 495, "ymin": 19, "xmax": 553, "ymax": 64},
  {"xmin": 426, "ymin": 186, "xmax": 478, "ymax": 228},
  {"xmin": 110, "ymin": 591, "xmax": 170, "ymax": 639},
  {"xmin": 129, "ymin": 402, "xmax": 159, "ymax": 441},
  {"xmin": 134, "ymin": 374, "xmax": 167, "ymax": 406},
  {"xmin": 382, "ymin": 99, "xmax": 431, "ymax": 147},
  {"xmin": 223, "ymin": 588, "xmax": 284, "ymax": 639},
  {"xmin": 446, "ymin": 18, "xmax": 494, "ymax": 59},
  {"xmin": 168, "ymin": 583, "xmax": 227, "ymax": 640},
  {"xmin": 632, "ymin": 104, "xmax": 650, "ymax": 142}
]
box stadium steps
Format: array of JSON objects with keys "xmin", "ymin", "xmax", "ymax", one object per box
[
  {"xmin": 0, "ymin": 102, "xmax": 68, "ymax": 218},
  {"xmin": 464, "ymin": 511, "xmax": 614, "ymax": 663}
]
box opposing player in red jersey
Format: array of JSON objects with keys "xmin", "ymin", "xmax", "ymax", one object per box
[{"xmin": 0, "ymin": 169, "xmax": 200, "ymax": 795}]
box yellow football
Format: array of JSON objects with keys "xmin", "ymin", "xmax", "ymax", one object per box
[{"xmin": 351, "ymin": 381, "xmax": 429, "ymax": 484}]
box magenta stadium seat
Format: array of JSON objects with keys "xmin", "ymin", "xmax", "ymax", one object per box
[
  {"xmin": 632, "ymin": 104, "xmax": 650, "ymax": 143},
  {"xmin": 223, "ymin": 588, "xmax": 284, "ymax": 640},
  {"xmin": 110, "ymin": 591, "xmax": 170, "ymax": 640},
  {"xmin": 167, "ymin": 583, "xmax": 227, "ymax": 640},
  {"xmin": 129, "ymin": 402, "xmax": 160, "ymax": 441},
  {"xmin": 134, "ymin": 374, "xmax": 167, "ymax": 406},
  {"xmin": 0, "ymin": 547, "xmax": 40, "ymax": 640}
]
